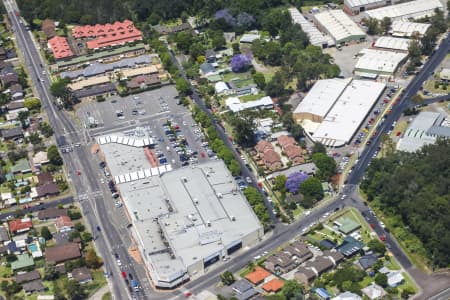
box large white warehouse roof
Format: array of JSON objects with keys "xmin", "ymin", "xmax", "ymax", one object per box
[
  {"xmin": 366, "ymin": 0, "xmax": 443, "ymax": 21},
  {"xmin": 355, "ymin": 48, "xmax": 408, "ymax": 75},
  {"xmin": 390, "ymin": 21, "xmax": 431, "ymax": 37},
  {"xmin": 374, "ymin": 37, "xmax": 410, "ymax": 51},
  {"xmin": 344, "ymin": 0, "xmax": 386, "ymax": 8},
  {"xmin": 294, "ymin": 78, "xmax": 352, "ymax": 119},
  {"xmin": 288, "ymin": 7, "xmax": 331, "ymax": 47},
  {"xmin": 313, "ymin": 80, "xmax": 386, "ymax": 147},
  {"xmin": 314, "ymin": 10, "xmax": 366, "ymax": 44}
]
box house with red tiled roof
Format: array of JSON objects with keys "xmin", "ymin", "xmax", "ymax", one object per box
[
  {"xmin": 55, "ymin": 215, "xmax": 74, "ymax": 233},
  {"xmin": 245, "ymin": 267, "xmax": 271, "ymax": 285},
  {"xmin": 47, "ymin": 36, "xmax": 73, "ymax": 60},
  {"xmin": 284, "ymin": 144, "xmax": 305, "ymax": 164},
  {"xmin": 255, "ymin": 140, "xmax": 273, "ymax": 155},
  {"xmin": 277, "ymin": 135, "xmax": 304, "ymax": 164},
  {"xmin": 262, "ymin": 149, "xmax": 282, "ymax": 171},
  {"xmin": 262, "ymin": 278, "xmax": 284, "ymax": 293},
  {"xmin": 8, "ymin": 218, "xmax": 33, "ymax": 235},
  {"xmin": 72, "ymin": 20, "xmax": 143, "ymax": 50}
]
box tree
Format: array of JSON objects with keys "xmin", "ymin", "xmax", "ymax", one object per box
[
  {"xmin": 285, "ymin": 172, "xmax": 309, "ymax": 194},
  {"xmin": 18, "ymin": 110, "xmax": 29, "ymax": 129},
  {"xmin": 28, "ymin": 132, "xmax": 42, "ymax": 145},
  {"xmin": 220, "ymin": 271, "xmax": 235, "ymax": 285},
  {"xmin": 281, "ymin": 280, "xmax": 304, "ymax": 300},
  {"xmin": 411, "ymin": 94, "xmax": 423, "ymax": 104},
  {"xmin": 24, "ymin": 98, "xmax": 41, "ymax": 111},
  {"xmin": 85, "ymin": 248, "xmax": 103, "ymax": 268},
  {"xmin": 175, "ymin": 77, "xmax": 192, "ymax": 96},
  {"xmin": 375, "ymin": 273, "xmax": 388, "ymax": 287},
  {"xmin": 300, "ymin": 177, "xmax": 324, "ymax": 201},
  {"xmin": 290, "ymin": 124, "xmax": 304, "ymax": 141},
  {"xmin": 230, "ymin": 54, "xmax": 252, "ymax": 73},
  {"xmin": 312, "ymin": 153, "xmax": 337, "ymax": 180},
  {"xmin": 252, "ymin": 72, "xmax": 266, "ymax": 89},
  {"xmin": 408, "ymin": 39, "xmax": 421, "ymax": 59},
  {"xmin": 380, "ymin": 17, "xmax": 392, "ymax": 34},
  {"xmin": 65, "ymin": 280, "xmax": 87, "ymax": 300},
  {"xmin": 41, "ymin": 226, "xmax": 53, "ymax": 240},
  {"xmin": 229, "ymin": 159, "xmax": 241, "ymax": 176},
  {"xmin": 47, "ymin": 145, "xmax": 63, "ymax": 165},
  {"xmin": 211, "ymin": 30, "xmax": 226, "ymax": 49},
  {"xmin": 401, "ymin": 286, "xmax": 415, "ymax": 299},
  {"xmin": 312, "ymin": 142, "xmax": 326, "ymax": 154},
  {"xmin": 365, "ymin": 18, "xmax": 379, "ymax": 35},
  {"xmin": 368, "ymin": 239, "xmax": 386, "ymax": 254},
  {"xmin": 50, "ymin": 77, "xmax": 71, "ymax": 98},
  {"xmin": 43, "ymin": 263, "xmax": 58, "ymax": 280},
  {"xmin": 273, "ymin": 175, "xmax": 287, "ymax": 193},
  {"xmin": 232, "ymin": 114, "xmax": 256, "ymax": 148},
  {"xmin": 40, "ymin": 122, "xmax": 54, "ymax": 137},
  {"xmin": 174, "ymin": 31, "xmax": 193, "ymax": 53},
  {"xmin": 74, "ymin": 222, "xmax": 85, "ymax": 232},
  {"xmin": 265, "ymin": 71, "xmax": 285, "ymax": 97}
]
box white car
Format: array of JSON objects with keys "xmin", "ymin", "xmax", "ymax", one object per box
[
  {"xmin": 116, "ymin": 259, "xmax": 122, "ymax": 266},
  {"xmin": 304, "ymin": 210, "xmax": 311, "ymax": 216}
]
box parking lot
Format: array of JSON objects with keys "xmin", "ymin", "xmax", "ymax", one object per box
[{"xmin": 77, "ymin": 85, "xmax": 216, "ymax": 170}]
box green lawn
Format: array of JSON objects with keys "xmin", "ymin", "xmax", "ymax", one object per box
[
  {"xmin": 240, "ymin": 93, "xmax": 264, "ymax": 102},
  {"xmin": 86, "ymin": 269, "xmax": 107, "ymax": 296},
  {"xmin": 0, "ymin": 263, "xmax": 12, "ymax": 277}
]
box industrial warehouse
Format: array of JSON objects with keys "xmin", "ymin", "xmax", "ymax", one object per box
[
  {"xmin": 313, "ymin": 10, "xmax": 366, "ymax": 46},
  {"xmin": 97, "ymin": 134, "xmax": 263, "ymax": 289},
  {"xmin": 354, "ymin": 48, "xmax": 408, "ymax": 77},
  {"xmin": 293, "ymin": 78, "xmax": 386, "ymax": 147},
  {"xmin": 365, "ymin": 0, "xmax": 443, "ymax": 21}
]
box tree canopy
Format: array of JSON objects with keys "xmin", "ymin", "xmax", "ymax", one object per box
[{"xmin": 361, "ymin": 139, "xmax": 450, "ymax": 267}]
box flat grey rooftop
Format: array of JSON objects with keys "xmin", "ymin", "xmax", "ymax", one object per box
[{"xmin": 100, "ymin": 142, "xmax": 151, "ymax": 176}]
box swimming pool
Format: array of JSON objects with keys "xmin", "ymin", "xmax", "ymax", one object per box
[{"xmin": 28, "ymin": 243, "xmax": 38, "ymax": 252}]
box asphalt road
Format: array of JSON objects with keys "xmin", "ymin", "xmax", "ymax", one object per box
[{"xmin": 4, "ymin": 1, "xmax": 147, "ymax": 298}]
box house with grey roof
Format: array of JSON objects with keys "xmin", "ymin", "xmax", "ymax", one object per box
[{"xmin": 73, "ymin": 83, "xmax": 117, "ymax": 101}]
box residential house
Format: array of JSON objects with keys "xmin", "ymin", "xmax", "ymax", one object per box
[
  {"xmin": 0, "ymin": 226, "xmax": 10, "ymax": 243},
  {"xmin": 6, "ymin": 107, "xmax": 28, "ymax": 122},
  {"xmin": 264, "ymin": 252, "xmax": 295, "ymax": 274},
  {"xmin": 245, "ymin": 267, "xmax": 271, "ymax": 285},
  {"xmin": 336, "ymin": 236, "xmax": 364, "ymax": 257},
  {"xmin": 232, "ymin": 84, "xmax": 258, "ymax": 97},
  {"xmin": 323, "ymin": 250, "xmax": 345, "ymax": 266},
  {"xmin": 37, "ymin": 207, "xmax": 68, "ymax": 220},
  {"xmin": 358, "ymin": 254, "xmax": 379, "ymax": 270},
  {"xmin": 240, "ymin": 33, "xmax": 261, "ymax": 43},
  {"xmin": 36, "ymin": 182, "xmax": 59, "ymax": 198},
  {"xmin": 332, "ymin": 292, "xmax": 362, "ymax": 300},
  {"xmin": 224, "ymin": 32, "xmax": 236, "ymax": 43},
  {"xmin": 15, "ymin": 270, "xmax": 41, "ymax": 284},
  {"xmin": 283, "ymin": 144, "xmax": 305, "ymax": 164},
  {"xmin": 0, "ymin": 245, "xmax": 9, "ymax": 256},
  {"xmin": 334, "ymin": 217, "xmax": 361, "ymax": 235},
  {"xmin": 53, "ymin": 230, "xmax": 79, "ymax": 246},
  {"xmin": 262, "ymin": 278, "xmax": 284, "ymax": 293},
  {"xmin": 255, "ymin": 140, "xmax": 273, "ymax": 156},
  {"xmin": 199, "ymin": 63, "xmax": 216, "ymax": 76},
  {"xmin": 45, "ymin": 243, "xmax": 81, "ymax": 264},
  {"xmin": 361, "ymin": 283, "xmax": 387, "ymax": 300},
  {"xmin": 440, "ymin": 68, "xmax": 450, "ymax": 82},
  {"xmin": 73, "ymin": 83, "xmax": 117, "ymax": 101},
  {"xmin": 6, "ymin": 100, "xmax": 25, "ymax": 110},
  {"xmin": 277, "ymin": 135, "xmax": 304, "ymax": 164},
  {"xmin": 305, "ymin": 256, "xmax": 334, "ymax": 276},
  {"xmin": 126, "ymin": 74, "xmax": 161, "ymax": 90},
  {"xmin": 55, "ymin": 264, "xmax": 67, "ymax": 274},
  {"xmin": 55, "ymin": 215, "xmax": 74, "ymax": 233},
  {"xmin": 0, "ymin": 73, "xmax": 19, "ymax": 87},
  {"xmin": 387, "ymin": 271, "xmax": 404, "ymax": 287},
  {"xmin": 214, "ymin": 81, "xmax": 231, "ymax": 95},
  {"xmin": 8, "ymin": 218, "xmax": 33, "ymax": 235},
  {"xmin": 23, "ymin": 280, "xmax": 45, "ymax": 294},
  {"xmin": 261, "ymin": 150, "xmax": 283, "ymax": 171},
  {"xmin": 41, "ymin": 19, "xmax": 56, "ymax": 39},
  {"xmin": 36, "ymin": 173, "xmax": 54, "ymax": 185},
  {"xmin": 7, "ymin": 241, "xmax": 21, "ymax": 255},
  {"xmin": 47, "ymin": 36, "xmax": 73, "ymax": 60},
  {"xmin": 1, "ymin": 127, "xmax": 24, "ymax": 140},
  {"xmin": 294, "ymin": 267, "xmax": 317, "ymax": 286},
  {"xmin": 32, "ymin": 151, "xmax": 49, "ymax": 169},
  {"xmin": 11, "ymin": 253, "xmax": 34, "ymax": 271},
  {"xmin": 11, "ymin": 159, "xmax": 32, "ymax": 174},
  {"xmin": 284, "ymin": 241, "xmax": 313, "ymax": 264},
  {"xmin": 314, "ymin": 287, "xmax": 332, "ymax": 300},
  {"xmin": 205, "ymin": 49, "xmax": 216, "ymax": 63},
  {"xmin": 231, "ymin": 279, "xmax": 259, "ymax": 300},
  {"xmin": 9, "ymin": 83, "xmax": 24, "ymax": 100},
  {"xmin": 320, "ymin": 239, "xmax": 337, "ymax": 250},
  {"xmin": 71, "ymin": 267, "xmax": 92, "ymax": 284}
]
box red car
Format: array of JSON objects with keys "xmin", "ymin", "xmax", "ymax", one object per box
[
  {"xmin": 380, "ymin": 235, "xmax": 386, "ymax": 242},
  {"xmin": 184, "ymin": 292, "xmax": 192, "ymax": 298},
  {"xmin": 370, "ymin": 223, "xmax": 376, "ymax": 229},
  {"xmin": 396, "ymin": 131, "xmax": 402, "ymax": 137},
  {"xmin": 121, "ymin": 271, "xmax": 127, "ymax": 279}
]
